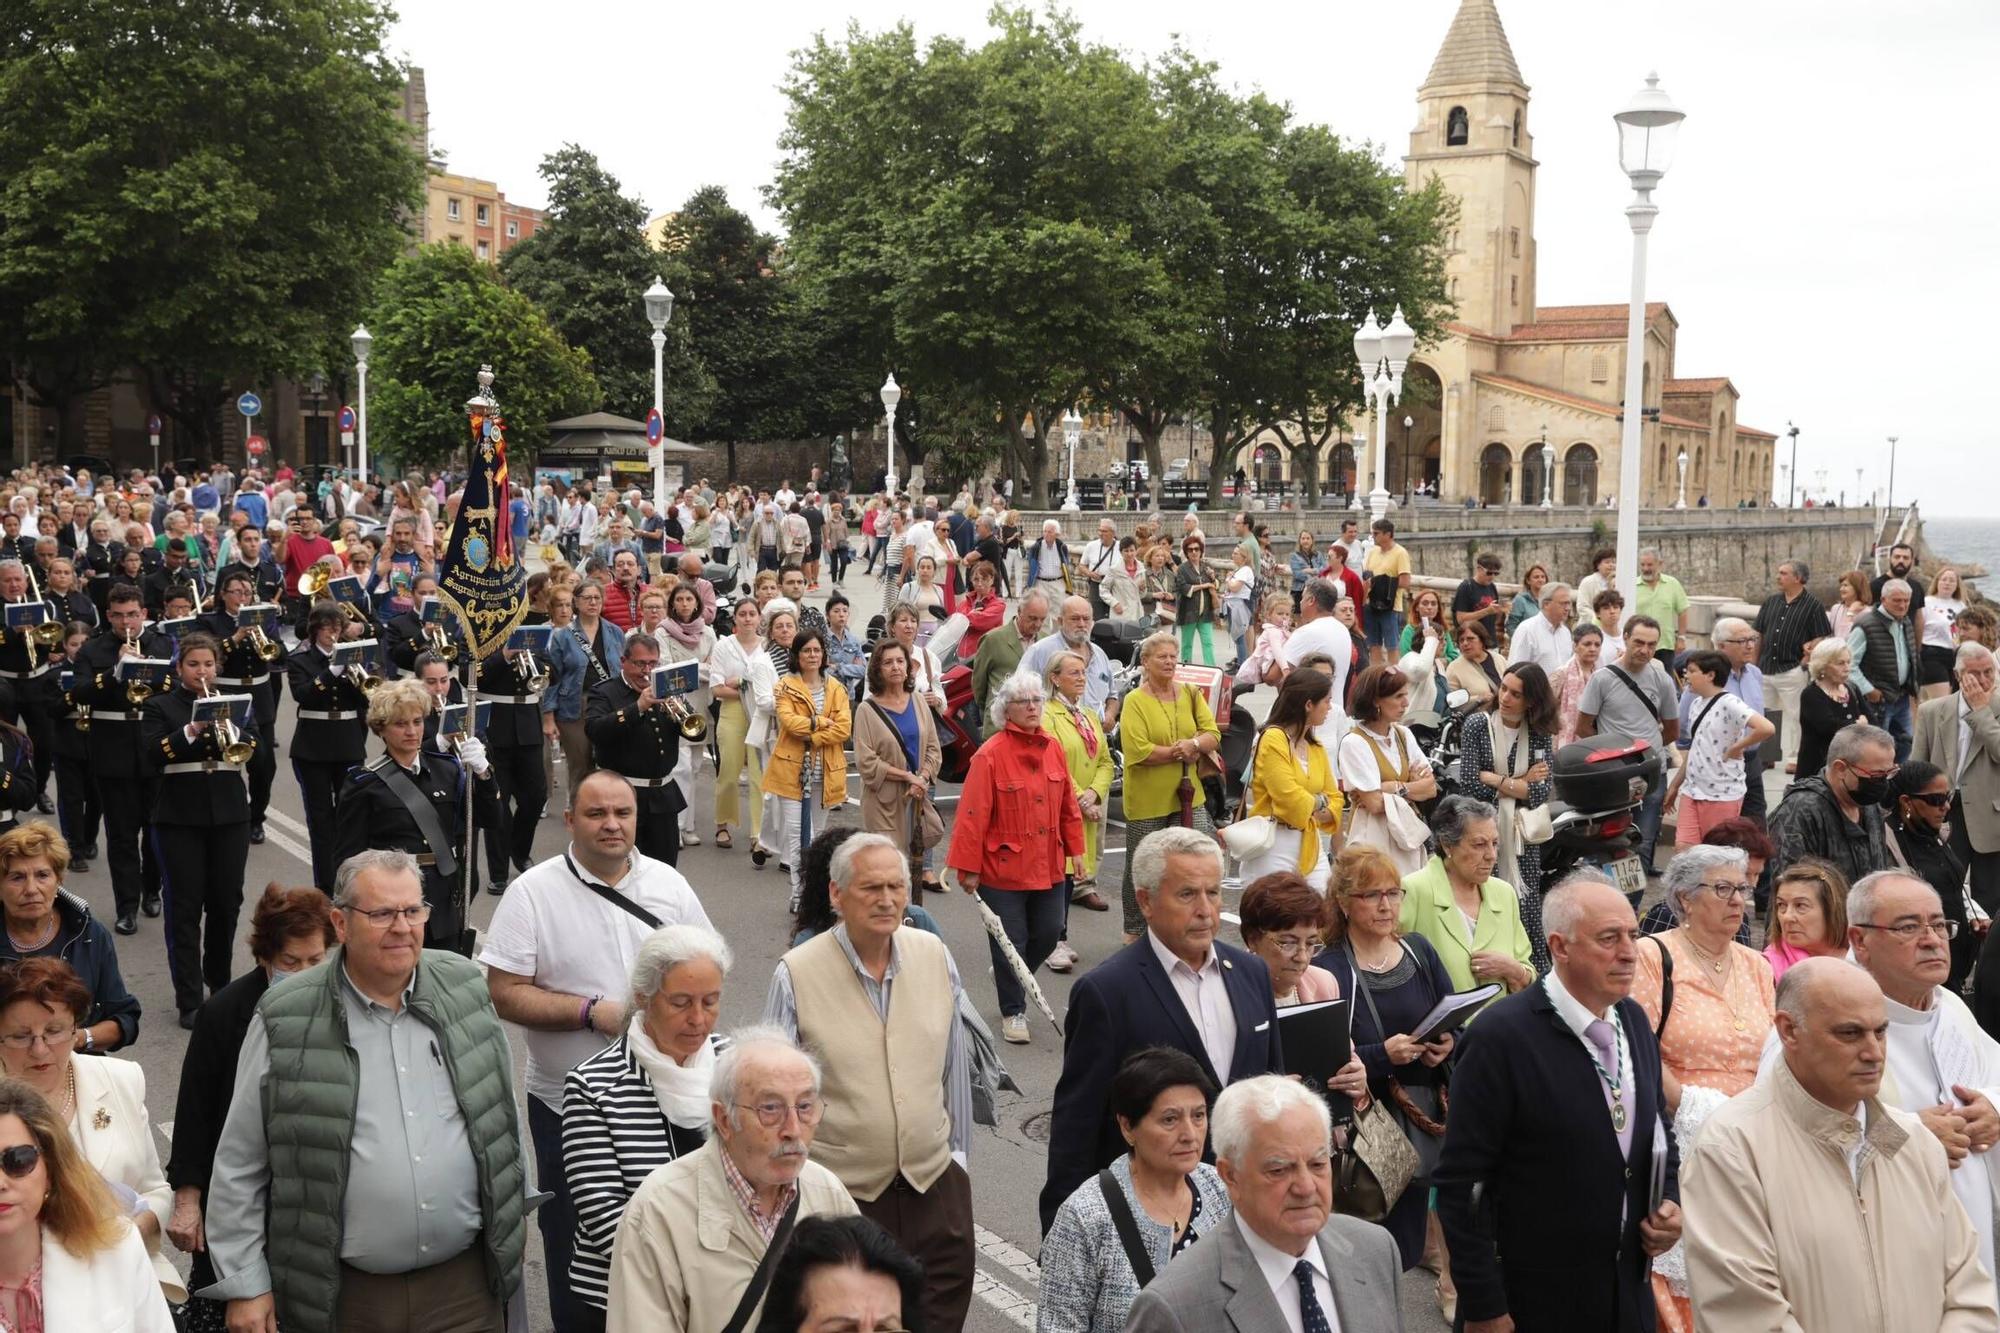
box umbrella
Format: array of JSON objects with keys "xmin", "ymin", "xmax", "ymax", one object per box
[{"xmin": 971, "ymin": 894, "xmax": 1063, "ymax": 1032}]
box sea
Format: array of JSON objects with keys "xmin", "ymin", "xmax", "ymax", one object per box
[{"xmin": 1921, "ymin": 516, "xmax": 2000, "ymax": 581}]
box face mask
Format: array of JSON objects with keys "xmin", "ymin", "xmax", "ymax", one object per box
[
  {"xmin": 268, "ymin": 966, "xmax": 302, "ymax": 986},
  {"xmin": 1846, "ymin": 769, "xmax": 1892, "ymax": 806}
]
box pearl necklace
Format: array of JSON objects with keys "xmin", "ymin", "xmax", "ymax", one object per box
[
  {"xmin": 5, "ymin": 916, "xmax": 55, "ymax": 953},
  {"xmin": 52, "ymin": 1061, "xmax": 75, "ymax": 1122}
]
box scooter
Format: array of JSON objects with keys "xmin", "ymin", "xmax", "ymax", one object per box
[{"xmin": 1539, "ymin": 738, "xmax": 1663, "ymax": 904}]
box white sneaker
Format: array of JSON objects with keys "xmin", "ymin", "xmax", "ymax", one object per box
[
  {"xmin": 1001, "ymin": 1014, "xmax": 1030, "ymax": 1044},
  {"xmin": 1047, "ymin": 941, "xmax": 1078, "ymax": 973}
]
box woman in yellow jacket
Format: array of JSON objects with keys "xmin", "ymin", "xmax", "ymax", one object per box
[
  {"xmin": 762, "ymin": 627, "xmax": 851, "ymax": 911},
  {"xmin": 1043, "ymin": 648, "xmax": 1114, "ymax": 906},
  {"xmin": 1118, "ymin": 632, "xmax": 1222, "ymax": 941},
  {"xmin": 1239, "ymin": 670, "xmax": 1344, "ymax": 892}
]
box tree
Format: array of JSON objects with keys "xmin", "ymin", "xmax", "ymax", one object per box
[
  {"xmin": 0, "ymin": 0, "xmax": 425, "ymax": 455},
  {"xmin": 364, "ymin": 245, "xmax": 598, "ymax": 470},
  {"xmin": 500, "ymin": 146, "xmax": 713, "ymax": 431}
]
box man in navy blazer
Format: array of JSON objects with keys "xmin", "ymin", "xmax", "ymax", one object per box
[
  {"xmin": 1436, "ymin": 869, "xmax": 1683, "ymax": 1332},
  {"xmin": 1040, "ymin": 828, "xmax": 1283, "ymax": 1234}
]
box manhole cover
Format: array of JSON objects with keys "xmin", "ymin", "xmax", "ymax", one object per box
[{"xmin": 1020, "ymin": 1110, "xmax": 1052, "ymax": 1143}]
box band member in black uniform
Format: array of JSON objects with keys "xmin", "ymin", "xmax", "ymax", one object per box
[
  {"xmin": 141, "ymin": 630, "xmax": 257, "ymax": 1027},
  {"xmin": 216, "ymin": 524, "xmax": 286, "ymax": 609},
  {"xmin": 583, "ymin": 630, "xmax": 685, "ymax": 866},
  {"xmin": 380, "ymin": 573, "xmax": 443, "ymax": 678},
  {"xmin": 474, "ymin": 632, "xmax": 549, "ymax": 895},
  {"xmin": 141, "ymin": 542, "xmax": 204, "ymax": 618},
  {"xmin": 44, "ymin": 558, "xmax": 97, "ymax": 629},
  {"xmin": 414, "ymin": 649, "xmax": 503, "ymax": 880},
  {"xmin": 335, "ymin": 679, "xmax": 481, "ymax": 954},
  {"xmin": 51, "ymin": 623, "xmax": 99, "ymax": 872},
  {"xmin": 0, "ymin": 693, "xmax": 39, "ymax": 839},
  {"xmin": 285, "ymin": 599, "xmax": 371, "ymax": 890},
  {"xmin": 0, "ymin": 559, "xmax": 60, "ymax": 814},
  {"xmin": 201, "ymin": 569, "xmax": 281, "ymax": 843},
  {"xmin": 76, "ymin": 584, "xmax": 174, "ymax": 932}
]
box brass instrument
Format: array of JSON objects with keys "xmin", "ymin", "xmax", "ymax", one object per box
[
  {"xmin": 242, "ymin": 618, "xmax": 285, "ymax": 662},
  {"xmin": 76, "ymin": 706, "xmax": 91, "ymax": 734},
  {"xmin": 424, "ymin": 622, "xmax": 460, "ymax": 662},
  {"xmin": 202, "ymin": 683, "xmax": 256, "ymax": 765},
  {"xmin": 659, "ymin": 693, "xmax": 709, "ymax": 743},
  {"xmin": 121, "ymin": 626, "xmax": 155, "ymax": 705},
  {"xmin": 344, "ymin": 658, "xmax": 383, "ymax": 695},
  {"xmin": 297, "ymin": 564, "xmax": 331, "ymax": 599},
  {"xmin": 516, "ymin": 648, "xmax": 548, "ymax": 693}
]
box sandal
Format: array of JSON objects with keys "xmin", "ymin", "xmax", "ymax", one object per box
[{"xmin": 714, "ymin": 827, "xmax": 733, "ymax": 849}]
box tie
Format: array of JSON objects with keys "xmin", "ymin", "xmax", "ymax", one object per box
[
  {"xmin": 1585, "ymin": 1019, "xmax": 1636, "ymax": 1158},
  {"xmin": 1294, "ymin": 1259, "xmax": 1333, "ymax": 1333}
]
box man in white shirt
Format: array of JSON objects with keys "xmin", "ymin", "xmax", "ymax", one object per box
[
  {"xmin": 1509, "ymin": 580, "xmax": 1576, "ymax": 675},
  {"xmin": 1078, "ymin": 517, "xmax": 1119, "ymax": 609},
  {"xmin": 1334, "ymin": 517, "xmax": 1367, "ymax": 572},
  {"xmin": 478, "ymin": 771, "xmax": 713, "ymax": 1332},
  {"xmin": 1281, "ymin": 578, "xmax": 1355, "ymax": 742},
  {"xmin": 1124, "ymin": 1076, "xmax": 1403, "ymax": 1332}
]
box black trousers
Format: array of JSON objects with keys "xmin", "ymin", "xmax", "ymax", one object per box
[
  {"xmin": 633, "ymin": 784, "xmax": 683, "ymax": 867},
  {"xmin": 95, "ymin": 775, "xmax": 160, "ymax": 917},
  {"xmin": 2, "ymin": 695, "xmax": 53, "ymax": 795},
  {"xmin": 153, "ymin": 821, "xmax": 250, "ymax": 1014},
  {"xmin": 485, "ymin": 742, "xmax": 547, "ymax": 881},
  {"xmin": 292, "ymin": 757, "xmax": 350, "ymax": 891},
  {"xmin": 246, "ymin": 680, "xmax": 278, "ymax": 823},
  {"xmin": 54, "ymin": 753, "xmax": 99, "ymax": 851},
  {"xmin": 855, "ymin": 1164, "xmax": 975, "ymax": 1333}
]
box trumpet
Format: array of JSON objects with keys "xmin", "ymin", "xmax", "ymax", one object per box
[
  {"xmin": 516, "ymin": 650, "xmax": 548, "ymax": 693},
  {"xmin": 202, "ymin": 683, "xmax": 256, "ymax": 765},
  {"xmin": 344, "ymin": 659, "xmax": 383, "ymax": 694},
  {"xmin": 659, "ymin": 693, "xmax": 709, "ymax": 743},
  {"xmin": 424, "ymin": 622, "xmax": 460, "ymax": 662},
  {"xmin": 122, "ymin": 625, "xmax": 157, "ymax": 704},
  {"xmin": 247, "ymin": 623, "xmax": 285, "ymax": 661}
]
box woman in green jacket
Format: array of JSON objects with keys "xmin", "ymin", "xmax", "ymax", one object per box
[{"xmin": 1397, "ymin": 794, "xmax": 1537, "ymax": 1001}]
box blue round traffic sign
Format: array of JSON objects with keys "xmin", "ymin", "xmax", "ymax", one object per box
[
  {"xmin": 146, "ymin": 414, "xmax": 162, "ymax": 435},
  {"xmin": 645, "ymin": 408, "xmax": 663, "ymax": 444},
  {"xmin": 338, "ymin": 405, "xmax": 356, "ymax": 432},
  {"xmin": 237, "ymin": 392, "xmax": 263, "ymax": 418}
]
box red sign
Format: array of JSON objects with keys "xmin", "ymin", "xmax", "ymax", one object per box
[
  {"xmin": 337, "ymin": 405, "xmax": 356, "ymax": 433},
  {"xmin": 246, "ymin": 434, "xmax": 267, "ymax": 456},
  {"xmin": 645, "ymin": 408, "xmax": 664, "ymax": 444},
  {"xmin": 146, "ymin": 414, "xmax": 162, "ymax": 435}
]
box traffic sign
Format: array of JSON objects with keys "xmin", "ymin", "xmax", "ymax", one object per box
[
  {"xmin": 246, "ymin": 434, "xmax": 267, "ymax": 456},
  {"xmin": 645, "ymin": 408, "xmax": 663, "ymax": 444},
  {"xmin": 338, "ymin": 405, "xmax": 356, "ymax": 432},
  {"xmin": 237, "ymin": 392, "xmax": 262, "ymax": 418},
  {"xmin": 146, "ymin": 413, "xmax": 162, "ymax": 435}
]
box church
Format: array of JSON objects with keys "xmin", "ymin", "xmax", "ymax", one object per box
[{"xmin": 1256, "ymin": 0, "xmax": 1779, "ymax": 508}]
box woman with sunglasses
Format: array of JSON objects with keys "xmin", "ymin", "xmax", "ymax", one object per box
[
  {"xmin": 0, "ymin": 959, "xmax": 185, "ymax": 1309},
  {"xmin": 1884, "ymin": 761, "xmax": 1978, "ymax": 990},
  {"xmin": 0, "ymin": 1075, "xmax": 174, "ymax": 1330}
]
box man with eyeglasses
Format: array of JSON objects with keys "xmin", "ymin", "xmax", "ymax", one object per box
[
  {"xmin": 201, "ymin": 849, "xmax": 529, "ymax": 1333},
  {"xmin": 1687, "ymin": 957, "xmax": 1997, "ymax": 1330},
  {"xmin": 1769, "ymin": 722, "xmax": 1893, "ymax": 886},
  {"xmin": 1761, "ymin": 871, "xmax": 2000, "ymax": 1290},
  {"xmin": 765, "ymin": 831, "xmax": 975, "ymax": 1333},
  {"xmin": 605, "ymin": 1028, "xmax": 858, "ymax": 1333},
  {"xmin": 1914, "ymin": 641, "xmax": 2000, "ymax": 913},
  {"xmin": 479, "ymin": 769, "xmax": 711, "ymax": 1333}
]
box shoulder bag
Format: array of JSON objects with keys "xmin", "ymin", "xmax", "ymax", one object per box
[
  {"xmin": 1096, "ymin": 1169, "xmax": 1157, "ymax": 1288},
  {"xmin": 719, "ymin": 1190, "xmax": 803, "ymax": 1333},
  {"xmin": 1331, "ymin": 952, "xmax": 1421, "ymax": 1222},
  {"xmin": 1650, "ymin": 935, "xmax": 1675, "ymax": 1041},
  {"xmin": 563, "ymin": 853, "xmax": 661, "ymax": 929},
  {"xmin": 1221, "ymin": 727, "xmax": 1280, "ymax": 861},
  {"xmin": 1500, "ymin": 726, "xmax": 1554, "ymax": 846}
]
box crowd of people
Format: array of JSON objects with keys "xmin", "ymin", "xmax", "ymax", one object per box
[{"xmin": 1, "ymin": 453, "xmax": 1999, "ymax": 1330}]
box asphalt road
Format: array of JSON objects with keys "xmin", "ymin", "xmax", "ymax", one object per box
[{"xmin": 89, "ymin": 563, "xmax": 1454, "ymax": 1332}]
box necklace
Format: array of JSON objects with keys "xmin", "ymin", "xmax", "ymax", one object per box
[
  {"xmin": 1682, "ymin": 930, "xmax": 1732, "ymax": 977},
  {"xmin": 1354, "ymin": 939, "xmax": 1401, "ymax": 973},
  {"xmin": 1680, "ymin": 931, "xmax": 1751, "ymax": 1032},
  {"xmin": 53, "ymin": 1061, "xmax": 75, "ymax": 1122},
  {"xmin": 4, "ymin": 916, "xmax": 55, "ymax": 953}
]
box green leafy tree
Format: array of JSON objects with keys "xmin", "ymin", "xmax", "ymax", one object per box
[
  {"xmin": 500, "ymin": 146, "xmax": 713, "ymax": 431},
  {"xmin": 364, "ymin": 245, "xmax": 598, "ymax": 470},
  {"xmin": 0, "ymin": 0, "xmax": 425, "ymax": 455}
]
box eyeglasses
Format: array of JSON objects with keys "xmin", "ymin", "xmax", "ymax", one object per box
[
  {"xmin": 1857, "ymin": 918, "xmax": 1959, "ymax": 941},
  {"xmin": 0, "ymin": 1144, "xmax": 40, "ymax": 1179},
  {"xmin": 345, "ymin": 903, "xmax": 432, "ymax": 927},
  {"xmin": 1268, "ymin": 934, "xmax": 1324, "ymax": 957},
  {"xmin": 0, "ymin": 1024, "xmax": 73, "ymax": 1051},
  {"xmin": 1693, "ymin": 882, "xmax": 1753, "ymax": 902},
  {"xmin": 1346, "ymin": 889, "xmax": 1405, "ymax": 905},
  {"xmin": 736, "ymin": 1097, "xmax": 824, "ymax": 1128}
]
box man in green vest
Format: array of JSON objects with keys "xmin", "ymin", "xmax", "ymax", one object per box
[
  {"xmin": 971, "ymin": 588, "xmax": 1051, "ymax": 726},
  {"xmin": 200, "ymin": 848, "xmax": 527, "ymax": 1333}
]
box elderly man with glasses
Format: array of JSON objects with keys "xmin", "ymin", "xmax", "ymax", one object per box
[{"xmin": 1914, "ymin": 642, "xmax": 2000, "ymax": 914}]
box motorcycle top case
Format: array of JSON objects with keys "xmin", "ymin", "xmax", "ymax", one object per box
[{"xmin": 1552, "ymin": 739, "xmax": 1661, "ymax": 809}]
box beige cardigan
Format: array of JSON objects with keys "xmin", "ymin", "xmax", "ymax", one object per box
[
  {"xmin": 605, "ymin": 1138, "xmax": 857, "ymax": 1333},
  {"xmin": 852, "ymin": 690, "xmax": 942, "ymax": 845},
  {"xmin": 1683, "ymin": 1057, "xmax": 1998, "ymax": 1332}
]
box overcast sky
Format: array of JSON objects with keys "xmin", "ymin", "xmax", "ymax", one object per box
[{"xmin": 388, "ymin": 0, "xmax": 1995, "ymax": 515}]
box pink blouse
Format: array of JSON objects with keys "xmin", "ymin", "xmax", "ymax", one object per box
[
  {"xmin": 1554, "ymin": 661, "xmax": 1591, "ymax": 748},
  {"xmin": 0, "ymin": 1258, "xmax": 43, "ymax": 1333}
]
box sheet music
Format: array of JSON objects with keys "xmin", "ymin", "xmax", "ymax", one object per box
[{"xmin": 1932, "ymin": 1014, "xmax": 1983, "ymax": 1102}]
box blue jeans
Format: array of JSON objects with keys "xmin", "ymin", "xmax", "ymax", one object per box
[
  {"xmin": 1873, "ymin": 691, "xmax": 1914, "ymax": 763},
  {"xmin": 978, "ymin": 885, "xmax": 1065, "ymax": 1018},
  {"xmin": 1364, "ymin": 606, "xmax": 1403, "ymax": 651},
  {"xmin": 528, "ymin": 1092, "xmax": 580, "ymax": 1332}
]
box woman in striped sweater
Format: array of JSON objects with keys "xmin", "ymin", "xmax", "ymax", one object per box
[{"xmin": 561, "ymin": 923, "xmax": 734, "ymax": 1332}]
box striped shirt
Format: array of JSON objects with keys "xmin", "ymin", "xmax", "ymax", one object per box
[
  {"xmin": 1754, "ymin": 591, "xmax": 1832, "ymax": 675},
  {"xmin": 561, "ymin": 1033, "xmax": 722, "ymax": 1313}
]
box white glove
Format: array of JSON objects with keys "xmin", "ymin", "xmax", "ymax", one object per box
[{"xmin": 455, "ymin": 735, "xmax": 492, "ymax": 778}]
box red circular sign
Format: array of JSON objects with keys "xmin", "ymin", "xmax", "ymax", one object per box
[{"xmin": 246, "ymin": 434, "xmax": 267, "ymax": 456}]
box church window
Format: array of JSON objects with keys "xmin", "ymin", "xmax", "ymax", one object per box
[
  {"xmin": 1509, "ymin": 228, "xmax": 1520, "ymax": 258},
  {"xmin": 1487, "ymin": 405, "xmax": 1506, "ymax": 432},
  {"xmin": 1447, "ymin": 107, "xmax": 1469, "ymax": 146},
  {"xmin": 1591, "ymin": 354, "xmax": 1609, "ymax": 383},
  {"xmin": 1448, "ymin": 276, "xmax": 1460, "ymax": 300},
  {"xmin": 1510, "ymin": 275, "xmax": 1518, "ymax": 306},
  {"xmin": 1563, "ymin": 445, "xmax": 1600, "ymax": 506},
  {"xmin": 1513, "ymin": 112, "xmax": 1522, "ymax": 147}
]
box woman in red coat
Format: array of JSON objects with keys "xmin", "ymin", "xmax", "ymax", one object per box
[{"xmin": 948, "ymin": 668, "xmax": 1085, "ymax": 1045}]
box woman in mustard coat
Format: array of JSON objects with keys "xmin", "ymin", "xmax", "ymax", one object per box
[
  {"xmin": 1239, "ymin": 670, "xmax": 1344, "ymax": 892},
  {"xmin": 762, "ymin": 628, "xmax": 851, "ymax": 910},
  {"xmin": 1043, "ymin": 649, "xmax": 1114, "ymax": 885}
]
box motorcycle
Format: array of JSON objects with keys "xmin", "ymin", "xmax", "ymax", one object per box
[
  {"xmin": 1419, "ymin": 689, "xmax": 1479, "ymax": 800},
  {"xmin": 1538, "ymin": 738, "xmax": 1664, "ymax": 905}
]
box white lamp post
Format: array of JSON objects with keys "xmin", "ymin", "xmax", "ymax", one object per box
[
  {"xmin": 1886, "ymin": 435, "xmax": 1899, "ymax": 511},
  {"xmin": 350, "ymin": 325, "xmax": 372, "ymax": 483},
  {"xmin": 643, "ymin": 276, "xmax": 674, "ymax": 502},
  {"xmin": 1061, "ymin": 408, "xmax": 1082, "ymax": 512},
  {"xmin": 1675, "ymin": 449, "xmax": 1689, "ymax": 509},
  {"xmin": 1352, "ymin": 306, "xmax": 1415, "ymax": 523},
  {"xmin": 1540, "ymin": 430, "xmax": 1555, "ymax": 508},
  {"xmin": 880, "ymin": 373, "xmax": 902, "ymax": 497},
  {"xmin": 1611, "ymin": 72, "xmax": 1684, "ymax": 603},
  {"xmin": 1350, "ymin": 311, "xmax": 1380, "ymax": 513}
]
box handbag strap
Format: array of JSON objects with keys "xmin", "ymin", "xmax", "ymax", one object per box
[
  {"xmin": 562, "ymin": 853, "xmax": 662, "ymax": 929},
  {"xmin": 1096, "ymin": 1169, "xmax": 1158, "ymax": 1288},
  {"xmin": 720, "ymin": 1189, "xmax": 803, "ymax": 1333},
  {"xmin": 1686, "ymin": 693, "xmax": 1724, "ymax": 751},
  {"xmin": 1606, "ymin": 663, "xmax": 1661, "ymax": 720},
  {"xmin": 1349, "ymin": 941, "xmax": 1450, "ymax": 1136},
  {"xmin": 1651, "ymin": 935, "xmax": 1675, "ymax": 1041}
]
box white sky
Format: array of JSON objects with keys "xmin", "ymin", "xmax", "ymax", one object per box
[{"xmin": 388, "ymin": 0, "xmax": 1997, "ymax": 515}]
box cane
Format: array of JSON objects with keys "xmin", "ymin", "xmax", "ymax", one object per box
[{"xmin": 972, "ymin": 895, "xmax": 1062, "ymax": 1032}]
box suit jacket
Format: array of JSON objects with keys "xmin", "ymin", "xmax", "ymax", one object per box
[
  {"xmin": 42, "ymin": 1222, "xmax": 176, "ymax": 1332},
  {"xmin": 1122, "ymin": 1213, "xmax": 1404, "ymax": 1333},
  {"xmin": 1913, "ymin": 692, "xmax": 2000, "ymax": 853},
  {"xmin": 72, "ymin": 1053, "xmax": 186, "ymax": 1303},
  {"xmin": 1041, "ymin": 936, "xmax": 1283, "ymax": 1234},
  {"xmin": 1435, "ymin": 982, "xmax": 1677, "ymax": 1332}
]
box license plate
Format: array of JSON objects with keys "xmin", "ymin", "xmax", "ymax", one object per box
[{"xmin": 1607, "ymin": 855, "xmax": 1647, "ymax": 898}]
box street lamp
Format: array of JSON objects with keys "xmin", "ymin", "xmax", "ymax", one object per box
[
  {"xmin": 644, "ymin": 276, "xmax": 674, "ymax": 503},
  {"xmin": 350, "ymin": 325, "xmax": 372, "ymax": 482},
  {"xmin": 1612, "ymin": 71, "xmax": 1684, "ymax": 604},
  {"xmin": 880, "ymin": 373, "xmax": 902, "ymax": 497},
  {"xmin": 1887, "ymin": 435, "xmax": 1899, "ymax": 511},
  {"xmin": 1061, "ymin": 408, "xmax": 1083, "ymax": 512},
  {"xmin": 1539, "ymin": 428, "xmax": 1555, "ymax": 508},
  {"xmin": 1785, "ymin": 421, "xmax": 1800, "ymax": 508},
  {"xmin": 1675, "ymin": 448, "xmax": 1689, "ymax": 509},
  {"xmin": 1352, "ymin": 306, "xmax": 1415, "ymax": 523},
  {"xmin": 1402, "ymin": 414, "xmax": 1414, "ymax": 505}
]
